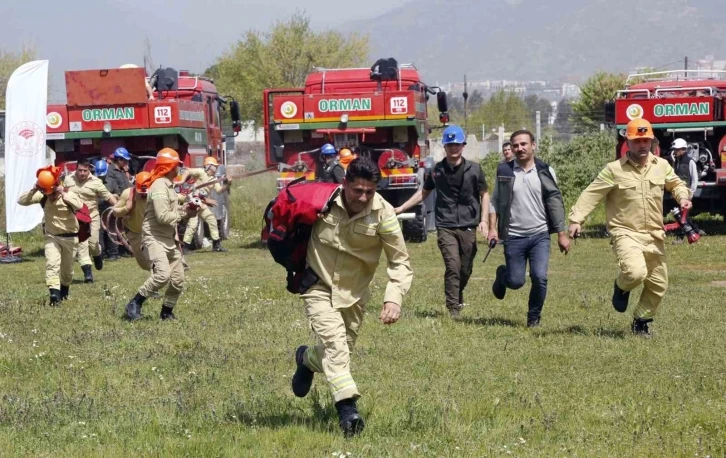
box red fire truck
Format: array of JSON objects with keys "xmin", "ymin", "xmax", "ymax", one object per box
[
  {"xmin": 607, "ymin": 69, "xmax": 726, "ymax": 216},
  {"xmin": 262, "ymin": 58, "xmax": 448, "ymax": 242},
  {"xmin": 45, "ymin": 66, "xmax": 241, "ymax": 247}
]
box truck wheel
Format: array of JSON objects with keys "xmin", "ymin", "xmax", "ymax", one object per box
[
  {"xmin": 402, "ymin": 206, "xmax": 427, "ymax": 243},
  {"xmin": 193, "ymin": 218, "xmax": 205, "ymax": 249},
  {"xmin": 218, "ymin": 201, "xmax": 230, "ymax": 240}
]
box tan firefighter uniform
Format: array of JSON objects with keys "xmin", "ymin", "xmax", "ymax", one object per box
[
  {"xmin": 64, "ymin": 173, "xmax": 113, "ymax": 266},
  {"xmin": 569, "ymin": 153, "xmax": 690, "ymax": 320},
  {"xmin": 18, "ymin": 190, "xmax": 83, "ymax": 289},
  {"xmin": 301, "ymin": 193, "xmax": 413, "ymax": 402},
  {"xmin": 138, "ymin": 177, "xmax": 187, "ymax": 307},
  {"xmin": 181, "ymin": 168, "xmax": 225, "ymax": 244},
  {"xmin": 113, "ymin": 188, "xmax": 151, "ymax": 271}
]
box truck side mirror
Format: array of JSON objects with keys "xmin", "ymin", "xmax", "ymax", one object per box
[
  {"xmin": 269, "ymin": 125, "xmax": 285, "ymax": 161},
  {"xmin": 230, "ymin": 99, "xmax": 241, "ymax": 133},
  {"xmin": 437, "ymin": 91, "xmax": 448, "ymax": 113},
  {"xmin": 604, "ymin": 101, "xmax": 616, "ymax": 124}
]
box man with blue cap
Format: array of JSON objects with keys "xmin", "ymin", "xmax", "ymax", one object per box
[
  {"xmin": 106, "ymin": 147, "xmax": 132, "ymax": 197},
  {"xmin": 319, "ymin": 143, "xmax": 345, "ymax": 184},
  {"xmin": 395, "ymin": 125, "xmax": 490, "ymax": 317}
]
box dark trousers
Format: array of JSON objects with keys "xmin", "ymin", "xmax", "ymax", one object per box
[
  {"xmin": 437, "ymin": 228, "xmax": 478, "ymax": 308},
  {"xmin": 503, "ymin": 231, "xmax": 550, "ymax": 320},
  {"xmin": 101, "ymin": 228, "xmax": 118, "ymax": 257}
]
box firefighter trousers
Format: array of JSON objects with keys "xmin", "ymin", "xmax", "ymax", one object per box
[
  {"xmin": 182, "ymin": 206, "xmax": 219, "ymax": 244},
  {"xmin": 138, "ymin": 238, "xmax": 184, "ymax": 308},
  {"xmin": 76, "ymin": 215, "xmax": 101, "ymax": 266},
  {"xmin": 612, "ymin": 233, "xmax": 668, "ymax": 320},
  {"xmin": 126, "ymin": 230, "xmax": 151, "ymax": 271},
  {"xmin": 301, "ymin": 283, "xmax": 365, "ymax": 402},
  {"xmin": 45, "ymin": 234, "xmax": 77, "ymax": 289}
]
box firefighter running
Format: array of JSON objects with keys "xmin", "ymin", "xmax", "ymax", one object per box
[
  {"xmin": 112, "ymin": 171, "xmax": 152, "ymax": 271},
  {"xmin": 64, "ymin": 158, "xmax": 118, "ymax": 283},
  {"xmin": 17, "ymin": 166, "xmax": 84, "ymax": 305},
  {"xmin": 124, "ymin": 148, "xmax": 198, "ymax": 321},
  {"xmin": 179, "ymin": 156, "xmax": 230, "ymax": 253}
]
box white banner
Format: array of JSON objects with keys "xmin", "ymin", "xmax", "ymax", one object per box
[{"xmin": 4, "ymin": 60, "xmax": 49, "ymax": 233}]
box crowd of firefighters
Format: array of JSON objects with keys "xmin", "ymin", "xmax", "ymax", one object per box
[
  {"xmin": 18, "ymin": 147, "xmax": 231, "ymax": 312},
  {"xmin": 15, "ymin": 117, "xmax": 697, "ymax": 438}
]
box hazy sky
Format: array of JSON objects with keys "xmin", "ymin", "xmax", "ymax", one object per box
[{"xmin": 2, "ymin": 0, "xmax": 408, "ymax": 102}]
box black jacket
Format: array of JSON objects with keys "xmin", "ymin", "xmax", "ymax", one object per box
[
  {"xmin": 428, "ymin": 158, "xmax": 486, "ymax": 229},
  {"xmin": 105, "ymin": 163, "xmax": 130, "ymax": 196}
]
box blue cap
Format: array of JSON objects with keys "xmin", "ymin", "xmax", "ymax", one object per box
[
  {"xmin": 93, "ymin": 159, "xmax": 108, "ymax": 177},
  {"xmin": 320, "ymin": 143, "xmax": 337, "ymax": 156},
  {"xmin": 442, "ymin": 125, "xmax": 466, "ymax": 145},
  {"xmin": 113, "ymin": 147, "xmax": 132, "ymax": 161}
]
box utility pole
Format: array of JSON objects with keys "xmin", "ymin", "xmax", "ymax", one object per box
[
  {"xmin": 535, "ymin": 111, "xmax": 541, "ymax": 142},
  {"xmin": 498, "ymin": 125, "xmax": 505, "ymax": 153},
  {"xmin": 463, "ymin": 74, "xmax": 469, "ymax": 134}
]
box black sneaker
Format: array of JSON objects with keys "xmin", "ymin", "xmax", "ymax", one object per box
[
  {"xmin": 632, "ymin": 318, "xmax": 653, "ymax": 338},
  {"xmin": 93, "ymin": 254, "xmax": 104, "ymax": 271},
  {"xmin": 447, "ymin": 304, "xmax": 463, "ymax": 319},
  {"xmin": 291, "ymin": 345, "xmax": 314, "ymax": 397},
  {"xmin": 82, "ymin": 265, "xmax": 94, "ymax": 284},
  {"xmin": 492, "ymin": 265, "xmax": 506, "ymax": 300},
  {"xmin": 335, "ymin": 398, "xmax": 365, "ymax": 438},
  {"xmin": 107, "ymin": 255, "xmax": 120, "ymax": 262},
  {"xmin": 612, "ymin": 280, "xmax": 630, "ymax": 313},
  {"xmin": 527, "ymin": 317, "xmax": 541, "ymax": 328},
  {"xmin": 182, "ymin": 243, "xmax": 193, "ymax": 255},
  {"xmin": 160, "ymin": 305, "xmax": 176, "ymax": 320}
]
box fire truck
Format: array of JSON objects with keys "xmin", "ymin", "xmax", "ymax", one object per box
[
  {"xmin": 45, "ymin": 66, "xmax": 241, "ymax": 248},
  {"xmin": 262, "ymin": 58, "xmax": 449, "ymax": 242},
  {"xmin": 607, "ymin": 69, "xmax": 726, "ymax": 216}
]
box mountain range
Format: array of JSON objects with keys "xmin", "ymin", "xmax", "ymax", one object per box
[{"xmin": 353, "ymin": 0, "xmax": 726, "ymax": 84}]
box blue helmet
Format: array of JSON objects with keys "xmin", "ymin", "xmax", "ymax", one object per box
[
  {"xmin": 442, "ymin": 125, "xmax": 466, "ymax": 145},
  {"xmin": 320, "ymin": 143, "xmax": 337, "ymax": 156},
  {"xmin": 113, "ymin": 147, "xmax": 132, "ymax": 161},
  {"xmin": 93, "ymin": 159, "xmax": 108, "ymax": 177}
]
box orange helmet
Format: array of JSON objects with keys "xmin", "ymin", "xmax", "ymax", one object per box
[
  {"xmin": 156, "ymin": 148, "xmax": 181, "ymax": 165},
  {"xmin": 626, "ymin": 118, "xmax": 654, "ymax": 140},
  {"xmin": 339, "ymin": 148, "xmax": 357, "ymax": 167},
  {"xmin": 135, "ymin": 171, "xmax": 151, "ymax": 195},
  {"xmin": 203, "ymin": 156, "xmax": 219, "ymax": 167},
  {"xmin": 36, "ymin": 170, "xmax": 59, "ymax": 194}
]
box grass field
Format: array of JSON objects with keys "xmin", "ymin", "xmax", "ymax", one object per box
[{"xmin": 0, "ymin": 173, "xmax": 724, "ymax": 457}]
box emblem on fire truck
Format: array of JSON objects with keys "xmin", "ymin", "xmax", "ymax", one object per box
[
  {"xmin": 626, "ymin": 104, "xmax": 644, "ymax": 121},
  {"xmin": 280, "ymin": 101, "xmax": 298, "ymax": 119},
  {"xmin": 46, "ymin": 112, "xmax": 63, "ymax": 129}
]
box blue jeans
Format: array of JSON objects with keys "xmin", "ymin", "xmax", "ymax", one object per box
[{"xmin": 503, "ymin": 231, "xmax": 551, "ymax": 320}]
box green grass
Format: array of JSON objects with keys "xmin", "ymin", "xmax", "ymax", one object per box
[{"xmin": 0, "ymin": 173, "xmax": 724, "ymax": 457}]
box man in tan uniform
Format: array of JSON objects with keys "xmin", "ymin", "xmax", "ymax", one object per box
[
  {"xmin": 290, "ymin": 157, "xmax": 413, "ymax": 438},
  {"xmin": 179, "ymin": 156, "xmax": 230, "ymax": 253},
  {"xmin": 64, "ymin": 158, "xmax": 117, "ymax": 283},
  {"xmin": 124, "ymin": 148, "xmax": 196, "ymax": 321},
  {"xmin": 18, "ymin": 166, "xmax": 84, "ymax": 305},
  {"xmin": 568, "ymin": 119, "xmax": 692, "ymax": 337},
  {"xmin": 112, "ymin": 171, "xmax": 152, "ymax": 271}
]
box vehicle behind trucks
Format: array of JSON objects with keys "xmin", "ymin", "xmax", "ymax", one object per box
[
  {"xmin": 606, "ymin": 69, "xmax": 726, "ymax": 217},
  {"xmin": 262, "ymin": 58, "xmax": 450, "ymax": 242},
  {"xmin": 45, "ymin": 66, "xmax": 242, "ymax": 248}
]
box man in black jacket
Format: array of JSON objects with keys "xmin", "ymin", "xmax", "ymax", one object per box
[{"xmin": 106, "ymin": 148, "xmax": 132, "ymax": 196}]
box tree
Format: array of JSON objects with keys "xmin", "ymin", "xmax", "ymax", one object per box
[
  {"xmin": 571, "ymin": 72, "xmax": 626, "ymax": 133},
  {"xmin": 212, "ymin": 12, "xmax": 369, "ymax": 127},
  {"xmin": 0, "ymin": 45, "xmax": 37, "ymax": 109},
  {"xmin": 524, "ymin": 94, "xmax": 553, "ymax": 123},
  {"xmin": 468, "ymin": 91, "xmax": 531, "ymax": 137}
]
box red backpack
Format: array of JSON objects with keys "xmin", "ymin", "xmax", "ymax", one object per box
[{"xmin": 262, "ymin": 177, "xmax": 341, "ymax": 294}]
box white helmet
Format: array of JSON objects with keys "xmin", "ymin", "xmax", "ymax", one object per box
[{"xmin": 671, "ymin": 138, "xmax": 688, "ymax": 150}]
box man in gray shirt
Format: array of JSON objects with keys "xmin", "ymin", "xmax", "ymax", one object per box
[{"xmin": 489, "ymin": 130, "xmax": 570, "ymax": 327}]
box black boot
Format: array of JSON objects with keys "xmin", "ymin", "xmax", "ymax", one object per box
[
  {"xmin": 492, "ymin": 265, "xmax": 507, "ymax": 300},
  {"xmin": 124, "ymin": 293, "xmax": 146, "ymax": 321},
  {"xmin": 49, "ymin": 288, "xmax": 62, "ymax": 306},
  {"xmin": 632, "ymin": 318, "xmax": 653, "ymax": 338},
  {"xmin": 60, "ymin": 284, "xmax": 70, "ymax": 301},
  {"xmin": 212, "ymin": 239, "xmax": 228, "ymax": 252},
  {"xmin": 160, "ymin": 305, "xmax": 176, "ymax": 320},
  {"xmin": 93, "ymin": 254, "xmax": 103, "ymax": 271},
  {"xmin": 335, "ymin": 398, "xmax": 365, "ymax": 438},
  {"xmin": 612, "ymin": 280, "xmax": 630, "ymax": 313},
  {"xmin": 82, "ymin": 265, "xmax": 94, "ymax": 283},
  {"xmin": 291, "ymin": 345, "xmax": 314, "ymax": 397},
  {"xmin": 182, "ymin": 243, "xmax": 193, "ymax": 255}
]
